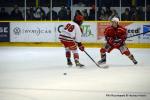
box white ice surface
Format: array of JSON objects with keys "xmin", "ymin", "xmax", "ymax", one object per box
[{"xmin": 0, "ymin": 47, "xmax": 150, "ymax": 100}]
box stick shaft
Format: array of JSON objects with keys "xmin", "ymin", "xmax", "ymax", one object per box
[
  {"xmin": 84, "ymin": 50, "xmax": 100, "ymax": 67},
  {"xmin": 127, "ymin": 31, "xmax": 150, "ymax": 38}
]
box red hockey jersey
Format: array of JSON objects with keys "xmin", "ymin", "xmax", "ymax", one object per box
[{"xmin": 104, "ymin": 25, "xmax": 127, "ymax": 46}]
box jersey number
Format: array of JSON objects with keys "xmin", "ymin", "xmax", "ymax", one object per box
[{"xmin": 64, "ymin": 23, "xmax": 75, "ymax": 32}]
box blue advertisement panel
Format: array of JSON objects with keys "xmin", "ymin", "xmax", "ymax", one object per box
[{"xmin": 0, "ymin": 22, "xmax": 10, "ymax": 42}]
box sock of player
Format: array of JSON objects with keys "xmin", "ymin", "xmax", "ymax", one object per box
[
  {"xmin": 100, "ymin": 48, "xmax": 106, "ymax": 60},
  {"xmin": 128, "ymin": 54, "xmax": 136, "ymax": 61},
  {"xmin": 66, "ymin": 51, "xmax": 71, "ymax": 58},
  {"xmin": 101, "ymin": 53, "xmax": 106, "ymax": 60},
  {"xmin": 73, "ymin": 53, "xmax": 79, "ymax": 61}
]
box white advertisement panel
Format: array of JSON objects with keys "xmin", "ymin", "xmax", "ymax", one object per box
[
  {"xmin": 54, "ymin": 22, "xmax": 66, "ymax": 42},
  {"xmin": 126, "ymin": 22, "xmax": 150, "ymax": 43},
  {"xmin": 9, "ymin": 22, "xmax": 150, "ymax": 43},
  {"xmin": 125, "ymin": 22, "xmax": 142, "ymax": 43},
  {"xmin": 10, "ymin": 22, "xmax": 55, "ymax": 42},
  {"xmin": 54, "ymin": 22, "xmax": 97, "ymax": 42},
  {"xmin": 81, "ymin": 22, "xmax": 97, "ymax": 42},
  {"xmin": 138, "ymin": 23, "xmax": 150, "ymax": 43}
]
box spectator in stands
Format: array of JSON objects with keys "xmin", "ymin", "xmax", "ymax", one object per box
[
  {"xmin": 73, "ymin": 1, "xmax": 85, "ymax": 7},
  {"xmin": 46, "ymin": 7, "xmax": 51, "ymax": 20},
  {"xmin": 33, "ymin": 6, "xmax": 46, "ymax": 20},
  {"xmin": 97, "ymin": 7, "xmax": 102, "ymax": 20},
  {"xmin": 105, "ymin": 6, "xmax": 112, "ymax": 17},
  {"xmin": 66, "ymin": 7, "xmax": 71, "ymax": 20},
  {"xmin": 137, "ymin": 6, "xmax": 145, "ymax": 21},
  {"xmin": 121, "ymin": 8, "xmax": 130, "ymax": 21},
  {"xmin": 97, "ymin": 7, "xmax": 108, "ymax": 20},
  {"xmin": 108, "ymin": 9, "xmax": 119, "ymax": 20},
  {"xmin": 58, "ymin": 6, "xmax": 67, "ymax": 20},
  {"xmin": 46, "ymin": 7, "xmax": 58, "ymax": 20},
  {"xmin": 130, "ymin": 9, "xmax": 139, "ymax": 21},
  {"xmin": 52, "ymin": 9, "xmax": 58, "ymax": 20},
  {"xmin": 26, "ymin": 7, "xmax": 34, "ymax": 20},
  {"xmin": 10, "ymin": 5, "xmax": 23, "ymax": 20},
  {"xmin": 0, "ymin": 8, "xmax": 9, "ymax": 20},
  {"xmin": 129, "ymin": 6, "xmax": 137, "ymax": 20},
  {"xmin": 26, "ymin": 8, "xmax": 30, "ymax": 20},
  {"xmin": 146, "ymin": 5, "xmax": 150, "ymax": 21},
  {"xmin": 83, "ymin": 0, "xmax": 94, "ymax": 6},
  {"xmin": 88, "ymin": 5, "xmax": 95, "ymax": 20},
  {"xmin": 82, "ymin": 9, "xmax": 88, "ymax": 20},
  {"xmin": 105, "ymin": 13, "xmax": 109, "ymax": 21}
]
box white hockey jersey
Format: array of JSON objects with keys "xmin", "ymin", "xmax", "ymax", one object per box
[{"xmin": 59, "ymin": 21, "xmax": 82, "ymax": 43}]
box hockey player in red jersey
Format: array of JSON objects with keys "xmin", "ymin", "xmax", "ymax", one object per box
[
  {"xmin": 59, "ymin": 14, "xmax": 85, "ymax": 67},
  {"xmin": 98, "ymin": 17, "xmax": 138, "ymax": 65}
]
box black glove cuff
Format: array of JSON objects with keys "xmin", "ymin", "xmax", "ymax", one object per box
[{"xmin": 77, "ymin": 42, "xmax": 82, "ymax": 47}]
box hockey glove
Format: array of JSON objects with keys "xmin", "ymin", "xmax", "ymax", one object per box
[
  {"xmin": 78, "ymin": 42, "xmax": 85, "ymax": 51},
  {"xmin": 107, "ymin": 37, "xmax": 114, "ymax": 46}
]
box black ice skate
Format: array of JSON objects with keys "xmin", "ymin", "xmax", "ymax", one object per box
[
  {"xmin": 67, "ymin": 59, "xmax": 73, "ymax": 66},
  {"xmin": 132, "ymin": 59, "xmax": 138, "ymax": 65},
  {"xmin": 75, "ymin": 60, "xmax": 84, "ymax": 67},
  {"xmin": 129, "ymin": 55, "xmax": 138, "ymax": 65},
  {"xmin": 98, "ymin": 59, "xmax": 106, "ymax": 65}
]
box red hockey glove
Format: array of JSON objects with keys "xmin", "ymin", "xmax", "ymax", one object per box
[
  {"xmin": 79, "ymin": 45, "xmax": 84, "ymax": 51},
  {"xmin": 77, "ymin": 42, "xmax": 85, "ymax": 51},
  {"xmin": 106, "ymin": 37, "xmax": 114, "ymax": 45}
]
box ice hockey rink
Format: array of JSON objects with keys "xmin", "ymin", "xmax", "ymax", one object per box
[{"xmin": 0, "ymin": 47, "xmax": 150, "ymax": 100}]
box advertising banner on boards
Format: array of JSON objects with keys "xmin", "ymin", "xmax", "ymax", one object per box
[
  {"xmin": 10, "ymin": 22, "xmax": 55, "ymax": 42},
  {"xmin": 0, "ymin": 22, "xmax": 10, "ymax": 42}
]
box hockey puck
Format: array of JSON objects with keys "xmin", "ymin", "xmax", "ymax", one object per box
[{"xmin": 63, "ymin": 73, "xmax": 67, "ymax": 75}]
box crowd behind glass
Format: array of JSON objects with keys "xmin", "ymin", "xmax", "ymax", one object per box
[{"xmin": 0, "ymin": 0, "xmax": 149, "ymax": 21}]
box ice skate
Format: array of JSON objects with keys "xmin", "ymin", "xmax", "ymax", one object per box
[
  {"xmin": 129, "ymin": 55, "xmax": 138, "ymax": 65},
  {"xmin": 75, "ymin": 60, "xmax": 84, "ymax": 67},
  {"xmin": 98, "ymin": 59, "xmax": 106, "ymax": 65},
  {"xmin": 67, "ymin": 59, "xmax": 73, "ymax": 66},
  {"xmin": 132, "ymin": 59, "xmax": 138, "ymax": 65}
]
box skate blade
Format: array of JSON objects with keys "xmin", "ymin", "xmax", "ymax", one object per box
[
  {"xmin": 98, "ymin": 62, "xmax": 106, "ymax": 65},
  {"xmin": 67, "ymin": 64, "xmax": 73, "ymax": 68},
  {"xmin": 99, "ymin": 64, "xmax": 109, "ymax": 69},
  {"xmin": 76, "ymin": 65, "xmax": 85, "ymax": 69}
]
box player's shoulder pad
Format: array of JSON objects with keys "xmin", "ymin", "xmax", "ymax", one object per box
[
  {"xmin": 105, "ymin": 26, "xmax": 112, "ymax": 32},
  {"xmin": 118, "ymin": 26, "xmax": 127, "ymax": 32},
  {"xmin": 105, "ymin": 26, "xmax": 112, "ymax": 29},
  {"xmin": 118, "ymin": 25, "xmax": 126, "ymax": 30},
  {"xmin": 71, "ymin": 21, "xmax": 80, "ymax": 27}
]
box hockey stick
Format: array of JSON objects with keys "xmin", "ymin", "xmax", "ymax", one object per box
[
  {"xmin": 84, "ymin": 50, "xmax": 101, "ymax": 68},
  {"xmin": 127, "ymin": 31, "xmax": 150, "ymax": 38}
]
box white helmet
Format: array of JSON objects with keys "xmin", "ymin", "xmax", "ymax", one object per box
[{"xmin": 111, "ymin": 17, "xmax": 119, "ymax": 23}]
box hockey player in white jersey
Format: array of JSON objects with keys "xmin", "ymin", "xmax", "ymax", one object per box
[{"xmin": 59, "ymin": 14, "xmax": 85, "ymax": 67}]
